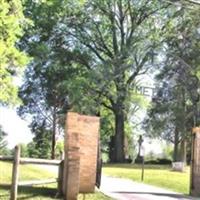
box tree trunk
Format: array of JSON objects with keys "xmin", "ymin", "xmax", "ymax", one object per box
[
  {"xmin": 179, "ymin": 88, "xmax": 187, "ymax": 164},
  {"xmin": 180, "ymin": 138, "xmax": 187, "ymax": 164},
  {"xmin": 111, "ymin": 72, "xmax": 126, "ymax": 163},
  {"xmin": 51, "ymin": 108, "xmax": 56, "ymax": 159},
  {"xmin": 113, "ymin": 109, "xmax": 125, "ymax": 162},
  {"xmin": 173, "ymin": 128, "xmax": 179, "ymax": 162},
  {"xmin": 109, "ymin": 136, "xmax": 115, "ymax": 162}
]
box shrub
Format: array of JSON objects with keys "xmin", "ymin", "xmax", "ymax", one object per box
[{"xmin": 145, "ymin": 158, "xmax": 172, "ymax": 165}]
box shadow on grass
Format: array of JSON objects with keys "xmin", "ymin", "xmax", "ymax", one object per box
[
  {"xmin": 0, "ymin": 184, "xmax": 60, "ymax": 199},
  {"xmin": 103, "ymin": 164, "xmax": 171, "ymax": 170}
]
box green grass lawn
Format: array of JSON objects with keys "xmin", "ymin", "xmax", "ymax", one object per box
[
  {"xmin": 0, "ymin": 161, "xmax": 111, "ymax": 200},
  {"xmin": 1, "ymin": 161, "xmax": 190, "ymax": 199},
  {"xmin": 103, "ymin": 164, "xmax": 190, "ymax": 194}
]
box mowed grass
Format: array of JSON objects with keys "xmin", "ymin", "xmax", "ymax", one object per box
[
  {"xmin": 1, "ymin": 161, "xmax": 190, "ymax": 199},
  {"xmin": 103, "ymin": 164, "xmax": 190, "ymax": 194},
  {"xmin": 0, "ymin": 161, "xmax": 58, "ymax": 199},
  {"xmin": 0, "ymin": 161, "xmax": 111, "ymax": 200}
]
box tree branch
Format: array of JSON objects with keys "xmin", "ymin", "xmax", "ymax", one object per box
[
  {"xmin": 184, "ymin": 0, "xmax": 200, "ymax": 5},
  {"xmin": 118, "ymin": 0, "xmax": 125, "ymax": 51},
  {"xmin": 101, "ymin": 101, "xmax": 113, "ymax": 111},
  {"xmin": 92, "ymin": 21, "xmax": 114, "ymax": 58},
  {"xmin": 126, "ymin": 51, "xmax": 150, "ymax": 86},
  {"xmin": 68, "ymin": 30, "xmax": 106, "ymax": 62},
  {"xmin": 108, "ymin": 2, "xmax": 119, "ymax": 55}
]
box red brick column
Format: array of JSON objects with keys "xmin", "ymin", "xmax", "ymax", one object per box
[
  {"xmin": 78, "ymin": 115, "xmax": 100, "ymax": 193},
  {"xmin": 191, "ymin": 127, "xmax": 200, "ymax": 197},
  {"xmin": 63, "ymin": 112, "xmax": 100, "ymax": 199},
  {"xmin": 63, "ymin": 112, "xmax": 80, "ymax": 200}
]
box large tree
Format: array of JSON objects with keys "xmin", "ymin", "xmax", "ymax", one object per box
[
  {"xmin": 144, "ymin": 4, "xmax": 200, "ymax": 162},
  {"xmin": 20, "ymin": 0, "xmax": 192, "ymax": 162},
  {"xmin": 18, "ymin": 0, "xmax": 90, "ymax": 159},
  {"xmin": 18, "ymin": 64, "xmax": 72, "ymax": 159},
  {"xmin": 51, "ymin": 0, "xmax": 173, "ymax": 162}
]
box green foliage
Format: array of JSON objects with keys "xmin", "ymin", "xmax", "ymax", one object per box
[
  {"xmin": 100, "ymin": 108, "xmax": 115, "ymax": 153},
  {"xmin": 19, "ymin": 143, "xmax": 29, "ymax": 157},
  {"xmin": 18, "ymin": 0, "xmax": 200, "ymax": 163},
  {"xmin": 162, "ymin": 145, "xmax": 173, "ymax": 160},
  {"xmin": 145, "ymin": 158, "xmax": 172, "ymax": 165},
  {"xmin": 0, "ymin": 125, "xmax": 8, "ymax": 154},
  {"xmin": 143, "ymin": 6, "xmax": 200, "ymax": 162},
  {"xmin": 57, "ymin": 0, "xmax": 174, "ymax": 162},
  {"xmin": 0, "ymin": 0, "xmax": 29, "ymax": 104},
  {"xmin": 55, "ymin": 140, "xmax": 64, "ymax": 159},
  {"xmin": 145, "ymin": 151, "xmax": 158, "ymax": 161},
  {"xmin": 18, "ymin": 0, "xmax": 93, "ymax": 158},
  {"xmin": 26, "ymin": 121, "xmax": 51, "ymax": 159}
]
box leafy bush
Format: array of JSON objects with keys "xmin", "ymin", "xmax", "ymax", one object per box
[{"xmin": 145, "ymin": 158, "xmax": 172, "ymax": 165}]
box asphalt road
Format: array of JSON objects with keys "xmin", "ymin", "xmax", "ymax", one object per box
[
  {"xmin": 100, "ymin": 176, "xmax": 199, "ymax": 200},
  {"xmin": 34, "ymin": 165, "xmax": 199, "ymax": 200}
]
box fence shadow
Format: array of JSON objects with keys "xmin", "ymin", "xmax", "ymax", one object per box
[
  {"xmin": 0, "ymin": 184, "xmax": 60, "ymax": 199},
  {"xmin": 0, "ymin": 184, "xmax": 11, "ymax": 199}
]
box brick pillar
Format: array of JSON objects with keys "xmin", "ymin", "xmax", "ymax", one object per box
[
  {"xmin": 63, "ymin": 112, "xmax": 100, "ymax": 199},
  {"xmin": 191, "ymin": 127, "xmax": 200, "ymax": 197},
  {"xmin": 63, "ymin": 112, "xmax": 80, "ymax": 200},
  {"xmin": 78, "ymin": 115, "xmax": 100, "ymax": 193}
]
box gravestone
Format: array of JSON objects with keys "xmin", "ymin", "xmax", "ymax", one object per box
[
  {"xmin": 63, "ymin": 112, "xmax": 100, "ymax": 200},
  {"xmin": 190, "ymin": 127, "xmax": 200, "ymax": 197},
  {"xmin": 172, "ymin": 162, "xmax": 184, "ymax": 172}
]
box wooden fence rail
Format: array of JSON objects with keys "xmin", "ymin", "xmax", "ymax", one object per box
[
  {"xmin": 0, "ymin": 155, "xmax": 14, "ymax": 161},
  {"xmin": 20, "ymin": 158, "xmax": 61, "ymax": 165},
  {"xmin": 0, "ymin": 145, "xmax": 64, "ymax": 200}
]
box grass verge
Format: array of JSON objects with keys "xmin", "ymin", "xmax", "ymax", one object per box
[
  {"xmin": 0, "ymin": 161, "xmax": 111, "ymax": 200},
  {"xmin": 103, "ymin": 164, "xmax": 190, "ymax": 194}
]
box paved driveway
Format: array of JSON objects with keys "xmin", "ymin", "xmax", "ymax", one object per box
[{"xmin": 100, "ymin": 176, "xmax": 199, "ymax": 200}]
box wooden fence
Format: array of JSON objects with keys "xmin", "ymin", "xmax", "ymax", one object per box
[{"xmin": 0, "ymin": 145, "xmax": 64, "ymax": 200}]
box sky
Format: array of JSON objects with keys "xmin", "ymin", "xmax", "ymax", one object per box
[{"xmin": 0, "ymin": 106, "xmax": 33, "ymax": 148}]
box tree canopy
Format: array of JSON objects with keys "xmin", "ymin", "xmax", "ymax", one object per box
[
  {"xmin": 0, "ymin": 0, "xmax": 29, "ymax": 104},
  {"xmin": 51, "ymin": 0, "xmax": 175, "ymax": 162},
  {"xmin": 144, "ymin": 5, "xmax": 200, "ymax": 162},
  {"xmin": 10, "ymin": 0, "xmax": 200, "ymax": 162}
]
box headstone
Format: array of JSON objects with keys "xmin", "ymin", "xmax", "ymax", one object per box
[
  {"xmin": 190, "ymin": 127, "xmax": 200, "ymax": 197},
  {"xmin": 172, "ymin": 162, "xmax": 184, "ymax": 172}
]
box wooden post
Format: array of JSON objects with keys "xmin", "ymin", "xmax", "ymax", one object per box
[
  {"xmin": 10, "ymin": 145, "xmax": 20, "ymax": 200},
  {"xmin": 57, "ymin": 160, "xmax": 64, "ymax": 196},
  {"xmin": 141, "ymin": 157, "xmax": 144, "ymax": 181}
]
